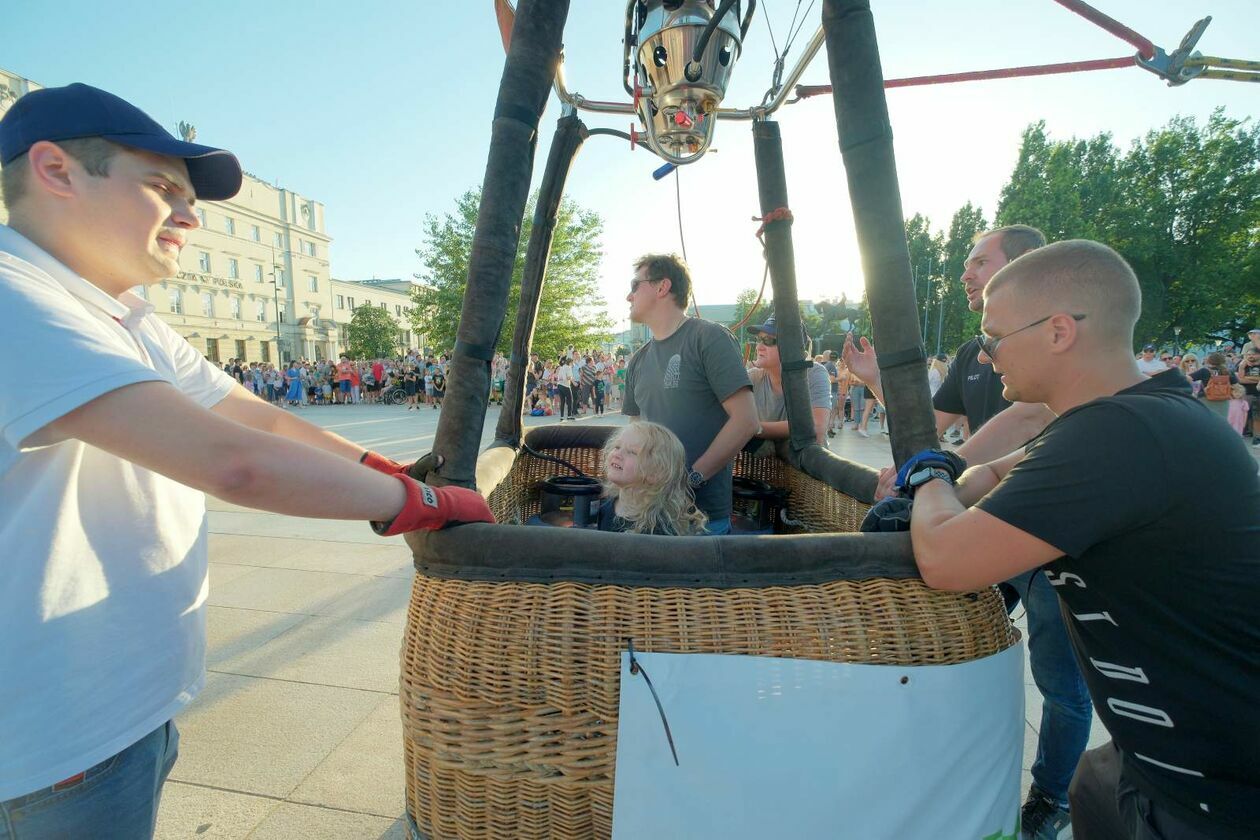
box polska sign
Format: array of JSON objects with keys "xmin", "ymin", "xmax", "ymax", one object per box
[{"xmin": 180, "ymin": 271, "xmax": 243, "ymax": 290}]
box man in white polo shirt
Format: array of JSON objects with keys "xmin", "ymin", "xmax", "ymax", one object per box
[{"xmin": 0, "ymin": 83, "xmax": 492, "ymax": 838}]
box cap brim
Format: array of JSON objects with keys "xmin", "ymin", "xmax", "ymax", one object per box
[
  {"xmin": 745, "ymin": 323, "xmax": 775, "ymax": 336},
  {"xmin": 102, "ymin": 133, "xmax": 243, "ymax": 201}
]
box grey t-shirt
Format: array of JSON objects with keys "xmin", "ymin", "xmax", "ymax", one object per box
[
  {"xmin": 622, "ymin": 318, "xmax": 751, "ymax": 522},
  {"xmin": 751, "ymin": 362, "xmax": 832, "ymax": 421}
]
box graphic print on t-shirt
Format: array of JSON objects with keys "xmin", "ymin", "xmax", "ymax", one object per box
[{"xmin": 663, "ymin": 354, "xmax": 681, "ymax": 389}]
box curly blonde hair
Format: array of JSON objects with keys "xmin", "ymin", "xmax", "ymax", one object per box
[{"xmin": 602, "ymin": 422, "xmax": 708, "ymax": 536}]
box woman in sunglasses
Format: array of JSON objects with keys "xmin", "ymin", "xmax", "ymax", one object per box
[{"xmin": 743, "ymin": 316, "xmax": 832, "ymax": 446}]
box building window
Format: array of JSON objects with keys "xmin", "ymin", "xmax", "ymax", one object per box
[
  {"xmin": 307, "ymin": 275, "xmax": 318, "ymax": 292},
  {"xmin": 255, "ymin": 300, "xmax": 267, "ymax": 322},
  {"xmin": 346, "ymin": 297, "xmax": 355, "ymax": 309},
  {"xmin": 206, "ymin": 337, "xmax": 220, "ymax": 362},
  {"xmin": 278, "ymin": 303, "xmax": 286, "ymax": 323},
  {"xmin": 380, "ymin": 302, "xmax": 387, "ymax": 311},
  {"xmin": 395, "ymin": 304, "xmax": 402, "ymax": 316},
  {"xmin": 201, "ymin": 292, "xmax": 214, "ymax": 317},
  {"xmin": 196, "ymin": 208, "xmax": 206, "ymax": 227},
  {"xmin": 301, "ymin": 240, "xmax": 316, "ymax": 257},
  {"xmin": 228, "ymin": 258, "xmax": 239, "ymax": 279},
  {"xmin": 230, "ymin": 297, "xmax": 241, "ymax": 319},
  {"xmin": 274, "ymin": 269, "xmax": 285, "ymax": 288},
  {"xmin": 236, "ymin": 339, "xmax": 247, "ymax": 359},
  {"xmin": 274, "ymin": 232, "xmax": 283, "ymax": 249},
  {"xmin": 225, "ymin": 217, "xmax": 235, "ymax": 236},
  {"xmin": 251, "ymin": 225, "xmax": 261, "ymax": 242},
  {"xmin": 336, "ymin": 294, "xmax": 345, "ymax": 309},
  {"xmin": 260, "ymin": 342, "xmax": 270, "ymax": 363},
  {"xmin": 169, "ymin": 288, "xmax": 183, "ymax": 314},
  {"xmin": 363, "ymin": 299, "xmax": 371, "ymax": 307},
  {"xmin": 198, "ymin": 251, "xmax": 211, "ymax": 272},
  {"xmin": 254, "ymin": 264, "xmax": 264, "ymax": 283}
]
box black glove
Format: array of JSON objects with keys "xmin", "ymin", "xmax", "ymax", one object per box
[{"xmin": 860, "ymin": 497, "xmax": 913, "ymax": 533}]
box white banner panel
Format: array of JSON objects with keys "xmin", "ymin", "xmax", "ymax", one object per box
[{"xmin": 612, "ymin": 645, "xmax": 1024, "ymax": 840}]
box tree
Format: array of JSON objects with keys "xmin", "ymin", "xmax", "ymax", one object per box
[
  {"xmin": 410, "ymin": 188, "xmax": 615, "ymax": 360},
  {"xmin": 730, "ymin": 286, "xmax": 771, "ymax": 330},
  {"xmin": 904, "ymin": 213, "xmax": 946, "ymax": 352},
  {"xmin": 994, "ymin": 111, "xmax": 1259, "ymax": 346},
  {"xmin": 345, "ymin": 303, "xmax": 401, "ymax": 359}
]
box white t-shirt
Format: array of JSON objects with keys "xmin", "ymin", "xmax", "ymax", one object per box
[
  {"xmin": 557, "ymin": 364, "xmax": 573, "ymax": 387},
  {"xmin": 0, "ymin": 225, "xmax": 235, "ymax": 800},
  {"xmin": 1137, "ymin": 356, "xmax": 1167, "ymax": 376}
]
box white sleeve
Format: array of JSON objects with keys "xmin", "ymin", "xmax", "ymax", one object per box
[
  {"xmin": 0, "ymin": 265, "xmax": 164, "ymax": 450},
  {"xmin": 150, "ymin": 318, "xmax": 237, "ymax": 409}
]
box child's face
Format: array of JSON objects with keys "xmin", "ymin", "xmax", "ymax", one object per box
[{"xmin": 605, "ymin": 430, "xmax": 643, "ymax": 487}]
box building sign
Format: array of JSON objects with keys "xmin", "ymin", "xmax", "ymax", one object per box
[{"xmin": 179, "ymin": 271, "xmax": 243, "ymax": 290}]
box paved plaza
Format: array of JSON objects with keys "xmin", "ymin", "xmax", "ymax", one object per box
[{"xmin": 157, "ymin": 402, "xmax": 1112, "ymax": 838}]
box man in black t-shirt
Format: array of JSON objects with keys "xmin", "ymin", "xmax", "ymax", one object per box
[
  {"xmin": 910, "ymin": 240, "xmax": 1259, "ymax": 840},
  {"xmin": 848, "ymin": 226, "xmax": 1091, "ymax": 836}
]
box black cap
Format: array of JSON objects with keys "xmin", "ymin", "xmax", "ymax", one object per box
[
  {"xmin": 746, "ymin": 315, "xmax": 809, "ymax": 344},
  {"xmin": 0, "ymin": 83, "xmax": 242, "ymax": 201},
  {"xmin": 1142, "ymin": 344, "xmax": 1156, "ymax": 352}
]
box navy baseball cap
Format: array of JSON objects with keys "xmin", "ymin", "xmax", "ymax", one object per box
[
  {"xmin": 746, "ymin": 315, "xmax": 808, "ymax": 343},
  {"xmin": 0, "ymin": 83, "xmax": 242, "ymax": 201}
]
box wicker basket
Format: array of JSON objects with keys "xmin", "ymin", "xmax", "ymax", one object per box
[{"xmin": 400, "ymin": 427, "xmax": 1016, "ymax": 839}]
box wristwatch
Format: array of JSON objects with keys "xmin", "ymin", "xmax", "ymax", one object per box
[
  {"xmin": 907, "ymin": 466, "xmax": 953, "ymax": 491},
  {"xmin": 687, "ymin": 469, "xmax": 705, "ymax": 489}
]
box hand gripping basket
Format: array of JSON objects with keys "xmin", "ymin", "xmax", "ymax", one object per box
[{"xmin": 400, "ymin": 425, "xmax": 1016, "ymax": 839}]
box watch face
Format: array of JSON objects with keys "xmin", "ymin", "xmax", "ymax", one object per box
[{"xmin": 909, "ymin": 467, "xmax": 945, "ymax": 488}]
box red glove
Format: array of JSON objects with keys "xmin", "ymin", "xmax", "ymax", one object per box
[
  {"xmin": 360, "ymin": 450, "xmax": 407, "ymax": 475},
  {"xmin": 372, "ymin": 473, "xmax": 495, "ymax": 536}
]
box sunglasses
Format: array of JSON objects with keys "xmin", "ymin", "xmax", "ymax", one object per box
[
  {"xmin": 629, "ymin": 277, "xmax": 658, "ymax": 294},
  {"xmin": 756, "ymin": 334, "xmax": 778, "ymax": 346},
  {"xmin": 977, "ymin": 313, "xmax": 1086, "ymax": 359}
]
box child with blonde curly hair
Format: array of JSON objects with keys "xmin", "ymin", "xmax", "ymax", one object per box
[{"xmin": 599, "ymin": 422, "xmax": 708, "ymax": 535}]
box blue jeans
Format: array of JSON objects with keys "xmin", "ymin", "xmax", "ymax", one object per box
[
  {"xmin": 1009, "ymin": 568, "xmax": 1093, "ymax": 804},
  {"xmin": 705, "ymin": 516, "xmax": 732, "ymax": 536},
  {"xmin": 0, "ymin": 721, "xmax": 179, "ymax": 840}
]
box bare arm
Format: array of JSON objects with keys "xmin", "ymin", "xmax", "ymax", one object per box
[
  {"xmin": 692, "ymin": 388, "xmax": 759, "ymax": 481},
  {"xmin": 952, "ymin": 448, "xmax": 1027, "ymax": 507},
  {"xmin": 910, "ymin": 478, "xmax": 1062, "ymax": 591},
  {"xmin": 44, "ymin": 381, "xmax": 406, "ymax": 521},
  {"xmin": 756, "ymin": 406, "xmax": 829, "ymax": 445},
  {"xmin": 955, "ymin": 401, "xmax": 1055, "ymax": 464},
  {"xmin": 212, "ymin": 383, "xmax": 365, "ymax": 460}
]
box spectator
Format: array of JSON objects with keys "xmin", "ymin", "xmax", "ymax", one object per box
[
  {"xmin": 1232, "ymin": 348, "xmax": 1258, "ymax": 444},
  {"xmin": 928, "ymin": 353, "xmax": 949, "ymax": 396},
  {"xmin": 1136, "ymin": 345, "xmax": 1166, "ymax": 377},
  {"xmin": 1191, "ymin": 352, "xmax": 1239, "ymax": 426},
  {"xmin": 822, "ymin": 350, "xmax": 841, "ymax": 437},
  {"xmin": 555, "ymin": 355, "xmax": 576, "ymax": 421}
]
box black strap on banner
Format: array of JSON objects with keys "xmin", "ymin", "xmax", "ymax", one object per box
[
  {"xmin": 494, "ymin": 102, "xmax": 540, "ymax": 132},
  {"xmin": 781, "ymin": 358, "xmax": 814, "ymax": 372},
  {"xmin": 454, "ymin": 340, "xmax": 497, "ymax": 362},
  {"xmin": 877, "ymin": 345, "xmax": 927, "ymax": 371}
]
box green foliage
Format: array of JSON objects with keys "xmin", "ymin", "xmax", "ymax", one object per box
[
  {"xmin": 410, "ymin": 188, "xmax": 615, "ymax": 360},
  {"xmin": 731, "ymin": 286, "xmax": 771, "ymax": 330},
  {"xmin": 345, "ymin": 303, "xmax": 401, "ymax": 359},
  {"xmin": 995, "ymin": 111, "xmax": 1260, "ymax": 346},
  {"xmin": 936, "ymin": 202, "xmax": 987, "ymax": 353}
]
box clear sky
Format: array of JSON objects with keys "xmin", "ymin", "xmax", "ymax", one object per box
[{"xmin": 3, "ymin": 1, "xmax": 1256, "ymax": 331}]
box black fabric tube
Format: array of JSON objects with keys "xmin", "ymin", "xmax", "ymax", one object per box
[
  {"xmin": 495, "ymin": 112, "xmax": 587, "ymax": 445},
  {"xmin": 821, "ymin": 0, "xmax": 938, "ymax": 466},
  {"xmin": 426, "ymin": 0, "xmax": 571, "ymax": 488},
  {"xmin": 751, "ymin": 119, "xmax": 816, "ymax": 452}
]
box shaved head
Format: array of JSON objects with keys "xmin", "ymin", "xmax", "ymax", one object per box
[{"xmin": 985, "ymin": 240, "xmax": 1141, "ymax": 350}]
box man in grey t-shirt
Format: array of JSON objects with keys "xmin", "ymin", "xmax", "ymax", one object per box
[{"xmin": 622, "ymin": 254, "xmax": 759, "ymax": 533}]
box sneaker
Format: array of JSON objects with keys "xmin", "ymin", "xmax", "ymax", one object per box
[
  {"xmin": 1020, "ymin": 789, "xmax": 1071, "ymax": 839},
  {"xmin": 827, "ymin": 428, "xmax": 836, "ymax": 438},
  {"xmin": 857, "ymin": 428, "xmax": 869, "ymax": 438}
]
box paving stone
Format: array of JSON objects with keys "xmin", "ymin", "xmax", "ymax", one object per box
[
  {"xmin": 207, "ymin": 566, "xmax": 377, "ymax": 617},
  {"xmin": 209, "ymin": 533, "xmax": 413, "ymax": 578},
  {"xmin": 205, "ymin": 606, "xmax": 309, "ymax": 671},
  {"xmin": 169, "ymin": 672, "xmax": 380, "ymax": 798},
  {"xmin": 153, "ymin": 780, "xmax": 276, "ymax": 839},
  {"xmin": 213, "ymin": 614, "xmax": 403, "ymax": 694},
  {"xmin": 209, "ymin": 561, "xmax": 262, "ymax": 589},
  {"xmin": 247, "ymin": 803, "xmax": 406, "ymax": 840},
  {"xmin": 290, "ymin": 694, "xmax": 406, "ymax": 819},
  {"xmin": 322, "ymin": 575, "xmax": 414, "ymax": 627}
]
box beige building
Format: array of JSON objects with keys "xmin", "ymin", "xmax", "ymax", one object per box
[{"xmin": 0, "ymin": 66, "xmax": 420, "ymax": 364}]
